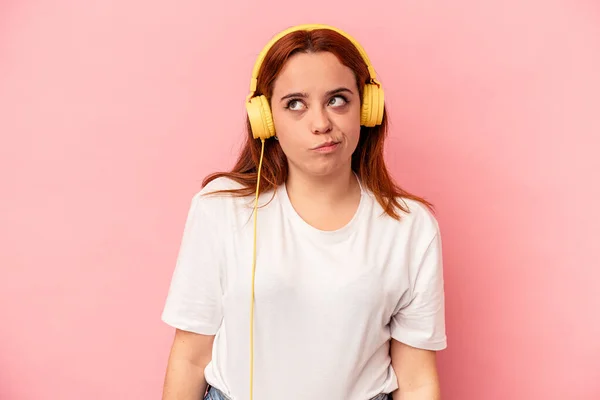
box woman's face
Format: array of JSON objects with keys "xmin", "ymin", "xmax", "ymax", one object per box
[{"xmin": 270, "ymin": 51, "xmax": 361, "ymax": 179}]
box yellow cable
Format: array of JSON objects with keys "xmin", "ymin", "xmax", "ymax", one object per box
[{"xmin": 250, "ymin": 138, "xmax": 265, "ymax": 400}]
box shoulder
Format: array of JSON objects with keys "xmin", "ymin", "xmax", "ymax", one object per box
[
  {"xmin": 189, "ymin": 176, "xmax": 272, "ymax": 220},
  {"xmin": 199, "ymin": 176, "xmax": 247, "ymax": 195},
  {"xmin": 189, "ymin": 176, "xmax": 246, "ymax": 212},
  {"xmin": 178, "ymin": 178, "xmax": 247, "ymax": 238},
  {"xmin": 397, "ymin": 197, "xmax": 440, "ymax": 239},
  {"xmin": 365, "ymin": 191, "xmax": 440, "ymax": 244}
]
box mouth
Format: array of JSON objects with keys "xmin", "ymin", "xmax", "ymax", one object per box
[{"xmin": 312, "ymin": 141, "xmax": 341, "ymax": 152}]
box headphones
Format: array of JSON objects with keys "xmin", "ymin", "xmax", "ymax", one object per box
[
  {"xmin": 245, "ymin": 23, "xmax": 385, "ymax": 141},
  {"xmin": 245, "ymin": 24, "xmax": 384, "ymax": 400}
]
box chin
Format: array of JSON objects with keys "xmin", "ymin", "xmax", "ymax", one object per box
[{"xmin": 304, "ymin": 158, "xmax": 351, "ymax": 178}]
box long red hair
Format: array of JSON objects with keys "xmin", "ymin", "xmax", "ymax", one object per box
[{"xmin": 202, "ymin": 28, "xmax": 433, "ymax": 219}]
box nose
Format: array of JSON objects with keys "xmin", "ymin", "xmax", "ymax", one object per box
[{"xmin": 310, "ymin": 106, "xmax": 332, "ymax": 134}]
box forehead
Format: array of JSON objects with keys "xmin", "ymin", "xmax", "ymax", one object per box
[{"xmin": 272, "ymin": 51, "xmax": 356, "ymax": 94}]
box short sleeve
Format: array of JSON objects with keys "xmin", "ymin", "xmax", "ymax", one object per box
[
  {"xmin": 161, "ymin": 192, "xmax": 224, "ymax": 335},
  {"xmin": 390, "ymin": 232, "xmax": 447, "ymax": 351}
]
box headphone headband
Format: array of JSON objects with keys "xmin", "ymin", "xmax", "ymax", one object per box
[{"xmin": 247, "ymin": 24, "xmax": 380, "ymax": 99}]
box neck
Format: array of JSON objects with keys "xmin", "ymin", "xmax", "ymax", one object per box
[{"xmin": 285, "ymin": 165, "xmax": 359, "ymax": 207}]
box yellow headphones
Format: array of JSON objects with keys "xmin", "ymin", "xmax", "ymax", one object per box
[
  {"xmin": 246, "ymin": 24, "xmax": 384, "ymax": 400},
  {"xmin": 245, "ymin": 23, "xmax": 385, "ymax": 141}
]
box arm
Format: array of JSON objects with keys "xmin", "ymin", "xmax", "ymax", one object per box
[
  {"xmin": 161, "ymin": 193, "xmax": 224, "ymax": 399},
  {"xmin": 162, "ymin": 329, "xmax": 215, "ymax": 400},
  {"xmin": 390, "ymin": 339, "xmax": 441, "ymax": 400},
  {"xmin": 389, "ymin": 217, "xmax": 447, "ymax": 399}
]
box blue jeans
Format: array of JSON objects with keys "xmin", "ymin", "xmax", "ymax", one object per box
[{"xmin": 204, "ymin": 385, "xmax": 392, "ymax": 399}]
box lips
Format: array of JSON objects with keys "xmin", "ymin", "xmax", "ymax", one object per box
[
  {"xmin": 311, "ymin": 141, "xmax": 340, "ymax": 153},
  {"xmin": 313, "ymin": 141, "xmax": 340, "ymax": 150}
]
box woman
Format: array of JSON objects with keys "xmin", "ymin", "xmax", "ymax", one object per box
[{"xmin": 161, "ymin": 24, "xmax": 447, "ymax": 400}]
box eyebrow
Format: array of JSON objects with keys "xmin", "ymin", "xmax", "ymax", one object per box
[{"xmin": 279, "ymin": 87, "xmax": 354, "ymax": 102}]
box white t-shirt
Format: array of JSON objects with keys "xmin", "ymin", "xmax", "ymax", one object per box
[{"xmin": 161, "ymin": 176, "xmax": 447, "ymax": 400}]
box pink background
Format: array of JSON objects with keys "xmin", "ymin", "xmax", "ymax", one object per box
[{"xmin": 1, "ymin": 1, "xmax": 599, "ymax": 399}]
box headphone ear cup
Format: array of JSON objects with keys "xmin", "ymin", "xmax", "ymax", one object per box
[
  {"xmin": 246, "ymin": 95, "xmax": 275, "ymax": 140},
  {"xmin": 371, "ymin": 84, "xmax": 384, "ymax": 126},
  {"xmin": 360, "ymin": 84, "xmax": 372, "ymax": 127},
  {"xmin": 360, "ymin": 84, "xmax": 384, "ymax": 127}
]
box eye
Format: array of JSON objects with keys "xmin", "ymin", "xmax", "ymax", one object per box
[
  {"xmin": 285, "ymin": 99, "xmax": 306, "ymax": 111},
  {"xmin": 328, "ymin": 95, "xmax": 348, "ymax": 107}
]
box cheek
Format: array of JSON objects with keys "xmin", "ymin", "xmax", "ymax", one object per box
[
  {"xmin": 345, "ymin": 129, "xmax": 361, "ymax": 154},
  {"xmin": 272, "ymin": 119, "xmax": 296, "ymax": 145},
  {"xmin": 272, "ymin": 107, "xmax": 292, "ymax": 134},
  {"xmin": 272, "ymin": 109, "xmax": 304, "ymax": 142},
  {"xmin": 339, "ymin": 117, "xmax": 361, "ymax": 144},
  {"xmin": 337, "ymin": 103, "xmax": 361, "ymax": 139},
  {"xmin": 271, "ymin": 114, "xmax": 301, "ymax": 155}
]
